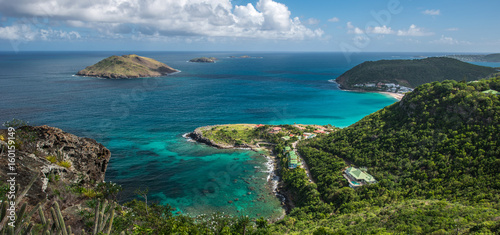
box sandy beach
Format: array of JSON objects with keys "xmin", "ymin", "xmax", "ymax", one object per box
[{"xmin": 379, "ymin": 92, "xmax": 405, "ymax": 101}]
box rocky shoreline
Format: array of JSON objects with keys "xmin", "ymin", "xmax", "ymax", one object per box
[
  {"xmin": 0, "ymin": 125, "xmax": 111, "ymax": 231},
  {"xmin": 186, "ymin": 125, "xmax": 293, "ymax": 217}
]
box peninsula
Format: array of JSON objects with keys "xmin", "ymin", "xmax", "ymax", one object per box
[
  {"xmin": 336, "ymin": 57, "xmax": 497, "ymax": 91},
  {"xmin": 446, "ymin": 53, "xmax": 500, "ymax": 62},
  {"xmin": 76, "ymin": 54, "xmax": 179, "ymax": 79}
]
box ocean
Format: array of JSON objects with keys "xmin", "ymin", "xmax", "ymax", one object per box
[{"xmin": 0, "ymin": 51, "xmax": 470, "ymax": 219}]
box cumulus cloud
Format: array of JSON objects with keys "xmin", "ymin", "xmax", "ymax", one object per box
[
  {"xmin": 367, "ymin": 25, "xmax": 394, "ymax": 35},
  {"xmin": 422, "ymin": 9, "xmax": 440, "ymax": 16},
  {"xmin": 347, "ymin": 22, "xmax": 364, "ymax": 34},
  {"xmin": 327, "ymin": 17, "xmax": 339, "ymax": 23},
  {"xmin": 0, "ymin": 0, "xmax": 323, "ymax": 40},
  {"xmin": 397, "ymin": 24, "xmax": 434, "ymax": 36},
  {"xmin": 347, "ymin": 22, "xmax": 394, "ymax": 35},
  {"xmin": 0, "ymin": 24, "xmax": 80, "ymax": 41}
]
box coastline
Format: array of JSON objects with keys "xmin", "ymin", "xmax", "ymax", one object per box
[
  {"xmin": 333, "ymin": 79, "xmax": 405, "ymax": 101},
  {"xmin": 378, "ymin": 91, "xmax": 405, "ymax": 101},
  {"xmin": 185, "ymin": 125, "xmax": 291, "ymax": 219}
]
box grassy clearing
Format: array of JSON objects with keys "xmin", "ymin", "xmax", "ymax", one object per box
[{"xmin": 202, "ymin": 124, "xmax": 259, "ymax": 146}]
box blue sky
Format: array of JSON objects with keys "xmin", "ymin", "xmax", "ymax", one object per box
[{"xmin": 0, "ymin": 0, "xmax": 498, "ymax": 52}]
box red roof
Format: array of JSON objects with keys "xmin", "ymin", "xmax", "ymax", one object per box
[
  {"xmin": 314, "ymin": 130, "xmax": 326, "ymax": 134},
  {"xmin": 289, "ymin": 134, "xmax": 294, "ymax": 137},
  {"xmin": 273, "ymin": 127, "xmax": 282, "ymax": 131},
  {"xmin": 256, "ymin": 124, "xmax": 265, "ymax": 127}
]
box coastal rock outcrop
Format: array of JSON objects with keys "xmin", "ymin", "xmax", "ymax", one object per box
[
  {"xmin": 76, "ymin": 54, "xmax": 179, "ymax": 79},
  {"xmin": 188, "ymin": 126, "xmax": 237, "ymax": 149},
  {"xmin": 0, "ymin": 125, "xmax": 111, "ymax": 204}
]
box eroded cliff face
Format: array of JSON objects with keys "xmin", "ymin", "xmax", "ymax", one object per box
[{"xmin": 0, "ymin": 125, "xmax": 110, "ymax": 204}]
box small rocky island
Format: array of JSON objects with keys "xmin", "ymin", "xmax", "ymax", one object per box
[
  {"xmin": 76, "ymin": 54, "xmax": 179, "ymax": 79},
  {"xmin": 189, "ymin": 57, "xmax": 217, "ymax": 63}
]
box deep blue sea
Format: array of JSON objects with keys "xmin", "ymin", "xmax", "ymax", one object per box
[{"xmin": 3, "ymin": 51, "xmax": 493, "ymax": 219}]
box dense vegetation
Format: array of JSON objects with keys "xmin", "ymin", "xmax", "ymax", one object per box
[
  {"xmin": 3, "ymin": 78, "xmax": 500, "ymax": 234},
  {"xmin": 284, "ymin": 77, "xmax": 500, "ymax": 233},
  {"xmin": 336, "ymin": 57, "xmax": 497, "ymax": 89}
]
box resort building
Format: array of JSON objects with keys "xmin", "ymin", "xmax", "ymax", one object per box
[
  {"xmin": 293, "ymin": 125, "xmax": 306, "ymax": 130},
  {"xmin": 270, "ymin": 126, "xmax": 282, "ymax": 134},
  {"xmin": 344, "ymin": 167, "xmax": 376, "ymax": 188},
  {"xmin": 482, "ymin": 89, "xmax": 499, "ymax": 95},
  {"xmin": 283, "ymin": 146, "xmax": 291, "ymax": 154},
  {"xmin": 287, "ymin": 150, "xmax": 302, "ymax": 169}
]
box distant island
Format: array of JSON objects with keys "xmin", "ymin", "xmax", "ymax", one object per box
[
  {"xmin": 229, "ymin": 55, "xmax": 263, "ymax": 59},
  {"xmin": 189, "ymin": 57, "xmax": 217, "ymax": 63},
  {"xmin": 76, "ymin": 54, "xmax": 179, "ymax": 79},
  {"xmin": 446, "ymin": 53, "xmax": 500, "ymax": 62},
  {"xmin": 335, "ymin": 57, "xmax": 497, "ymax": 92}
]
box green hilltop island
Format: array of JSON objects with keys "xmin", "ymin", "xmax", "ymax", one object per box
[
  {"xmin": 335, "ymin": 57, "xmax": 497, "ymax": 93},
  {"xmin": 76, "ymin": 54, "xmax": 179, "ymax": 79},
  {"xmin": 189, "ymin": 57, "xmax": 217, "ymax": 63}
]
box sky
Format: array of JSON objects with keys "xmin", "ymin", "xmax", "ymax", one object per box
[{"xmin": 0, "ymin": 0, "xmax": 499, "ymax": 52}]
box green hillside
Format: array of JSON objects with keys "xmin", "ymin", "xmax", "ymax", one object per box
[
  {"xmin": 335, "ymin": 57, "xmax": 497, "ymax": 89},
  {"xmin": 284, "ymin": 77, "xmax": 500, "ymax": 233}
]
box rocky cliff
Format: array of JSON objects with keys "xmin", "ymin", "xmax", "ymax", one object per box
[{"xmin": 0, "ymin": 125, "xmax": 110, "ymax": 204}]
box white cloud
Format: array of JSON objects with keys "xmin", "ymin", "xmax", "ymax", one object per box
[
  {"xmin": 347, "ymin": 22, "xmax": 394, "ymax": 35},
  {"xmin": 347, "ymin": 22, "xmax": 364, "ymax": 34},
  {"xmin": 367, "ymin": 25, "xmax": 394, "ymax": 34},
  {"xmin": 327, "ymin": 17, "xmax": 339, "ymax": 23},
  {"xmin": 0, "ymin": 24, "xmax": 79, "ymax": 41},
  {"xmin": 397, "ymin": 24, "xmax": 434, "ymax": 36},
  {"xmin": 0, "ymin": 24, "xmax": 37, "ymax": 41},
  {"xmin": 0, "ymin": 0, "xmax": 323, "ymax": 40},
  {"xmin": 422, "ymin": 9, "xmax": 440, "ymax": 16},
  {"xmin": 431, "ymin": 35, "xmax": 471, "ymax": 45},
  {"xmin": 305, "ymin": 18, "xmax": 320, "ymax": 25}
]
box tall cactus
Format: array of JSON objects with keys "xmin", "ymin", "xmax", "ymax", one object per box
[
  {"xmin": 92, "ymin": 200, "xmax": 116, "ymax": 235},
  {"xmin": 1, "ymin": 197, "xmax": 120, "ymax": 235}
]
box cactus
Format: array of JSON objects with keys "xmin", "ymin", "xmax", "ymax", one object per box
[
  {"xmin": 38, "ymin": 207, "xmax": 46, "ymax": 225},
  {"xmin": 1, "ymin": 195, "xmax": 120, "ymax": 235},
  {"xmin": 93, "ymin": 201, "xmax": 100, "ymax": 235},
  {"xmin": 105, "ymin": 207, "xmax": 115, "ymax": 235},
  {"xmin": 91, "ymin": 200, "xmax": 116, "ymax": 235},
  {"xmin": 53, "ymin": 202, "xmax": 68, "ymax": 235},
  {"xmin": 21, "ymin": 222, "xmax": 33, "ymax": 235},
  {"xmin": 41, "ymin": 219, "xmax": 51, "ymax": 235},
  {"xmin": 0, "ymin": 175, "xmax": 38, "ymax": 231}
]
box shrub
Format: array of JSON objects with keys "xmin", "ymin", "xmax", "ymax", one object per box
[
  {"xmin": 57, "ymin": 160, "xmax": 72, "ymax": 168},
  {"xmin": 82, "ymin": 188, "xmax": 99, "ymax": 198},
  {"xmin": 46, "ymin": 155, "xmax": 57, "ymax": 163}
]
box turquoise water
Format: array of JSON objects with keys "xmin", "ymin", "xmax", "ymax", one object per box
[{"xmin": 1, "ymin": 51, "xmax": 475, "ymax": 219}]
